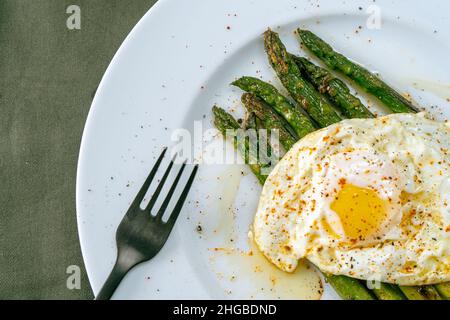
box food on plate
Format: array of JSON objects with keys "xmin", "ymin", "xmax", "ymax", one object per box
[
  {"xmin": 213, "ymin": 105, "xmax": 267, "ymax": 184},
  {"xmin": 212, "ymin": 28, "xmax": 449, "ymax": 299},
  {"xmin": 244, "ymin": 111, "xmax": 277, "ymax": 175},
  {"xmin": 232, "ymin": 76, "xmax": 316, "ymax": 139},
  {"xmin": 264, "ymin": 29, "xmax": 342, "ymax": 127},
  {"xmin": 325, "ymin": 273, "xmax": 378, "ymax": 300},
  {"xmin": 254, "ymin": 112, "xmax": 450, "ymax": 286},
  {"xmin": 297, "ymin": 29, "xmax": 419, "ymax": 114},
  {"xmin": 367, "ymin": 282, "xmax": 405, "ymax": 300},
  {"xmin": 212, "ymin": 106, "xmax": 377, "ymax": 299},
  {"xmin": 241, "ymin": 93, "xmax": 297, "ymax": 151},
  {"xmin": 292, "ymin": 55, "xmax": 374, "ymax": 119},
  {"xmin": 435, "ymin": 282, "xmax": 450, "ymax": 299},
  {"xmin": 399, "ymin": 284, "xmax": 443, "ymax": 300}
]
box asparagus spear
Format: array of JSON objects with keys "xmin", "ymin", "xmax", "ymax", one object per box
[
  {"xmin": 297, "ymin": 29, "xmax": 418, "ymax": 114},
  {"xmin": 371, "ymin": 283, "xmax": 406, "ymax": 300},
  {"xmin": 232, "ymin": 76, "xmax": 316, "ymax": 139},
  {"xmin": 326, "ymin": 275, "xmax": 375, "ymax": 300},
  {"xmin": 212, "ymin": 106, "xmax": 267, "ymax": 184},
  {"xmin": 292, "ymin": 55, "xmax": 374, "ymax": 119},
  {"xmin": 435, "ymin": 282, "xmax": 450, "ymax": 299},
  {"xmin": 245, "ymin": 112, "xmax": 278, "ymax": 172},
  {"xmin": 241, "ymin": 93, "xmax": 298, "ymax": 151},
  {"xmin": 243, "ymin": 113, "xmax": 267, "ymax": 171},
  {"xmin": 400, "ymin": 285, "xmax": 442, "ymax": 300},
  {"xmin": 263, "ymin": 29, "xmax": 342, "ymax": 127}
]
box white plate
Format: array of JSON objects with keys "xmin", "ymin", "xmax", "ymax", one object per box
[{"xmin": 76, "ymin": 0, "xmax": 450, "ymax": 299}]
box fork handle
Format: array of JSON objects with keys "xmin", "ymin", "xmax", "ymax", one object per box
[{"xmin": 95, "ymin": 260, "xmax": 129, "ymax": 300}]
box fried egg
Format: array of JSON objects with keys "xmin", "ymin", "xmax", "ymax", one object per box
[{"xmin": 254, "ymin": 112, "xmax": 450, "ymax": 285}]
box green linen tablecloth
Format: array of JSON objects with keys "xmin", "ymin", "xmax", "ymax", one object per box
[{"xmin": 0, "ymin": 0, "xmax": 157, "ymax": 299}]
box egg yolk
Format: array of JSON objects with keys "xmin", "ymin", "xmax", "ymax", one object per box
[{"xmin": 330, "ymin": 184, "xmax": 388, "ymax": 241}]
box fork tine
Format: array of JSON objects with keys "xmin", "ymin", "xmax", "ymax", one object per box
[
  {"xmin": 129, "ymin": 147, "xmax": 167, "ymax": 210},
  {"xmin": 155, "ymin": 160, "xmax": 187, "ymax": 220},
  {"xmin": 145, "ymin": 155, "xmax": 176, "ymax": 212},
  {"xmin": 166, "ymin": 164, "xmax": 198, "ymax": 226}
]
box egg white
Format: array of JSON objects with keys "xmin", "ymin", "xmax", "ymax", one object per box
[{"xmin": 254, "ymin": 113, "xmax": 450, "ymax": 285}]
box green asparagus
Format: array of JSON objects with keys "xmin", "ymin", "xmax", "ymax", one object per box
[
  {"xmin": 297, "ymin": 29, "xmax": 418, "ymax": 114},
  {"xmin": 241, "ymin": 93, "xmax": 297, "ymax": 151},
  {"xmin": 232, "ymin": 76, "xmax": 316, "ymax": 139},
  {"xmin": 243, "ymin": 113, "xmax": 268, "ymax": 172},
  {"xmin": 292, "ymin": 55, "xmax": 374, "ymax": 119},
  {"xmin": 264, "ymin": 29, "xmax": 342, "ymax": 127},
  {"xmin": 326, "ymin": 275, "xmax": 375, "ymax": 300},
  {"xmin": 435, "ymin": 282, "xmax": 450, "ymax": 299},
  {"xmin": 247, "ymin": 113, "xmax": 277, "ymax": 173},
  {"xmin": 371, "ymin": 283, "xmax": 406, "ymax": 300},
  {"xmin": 400, "ymin": 285, "xmax": 442, "ymax": 300},
  {"xmin": 212, "ymin": 106, "xmax": 266, "ymax": 184}
]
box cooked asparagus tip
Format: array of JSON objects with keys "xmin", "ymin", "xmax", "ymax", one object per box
[
  {"xmin": 399, "ymin": 285, "xmax": 443, "ymax": 300},
  {"xmin": 435, "ymin": 282, "xmax": 450, "ymax": 299},
  {"xmin": 212, "ymin": 106, "xmax": 266, "ymax": 184},
  {"xmin": 241, "ymin": 93, "xmax": 297, "ymax": 151},
  {"xmin": 232, "ymin": 76, "xmax": 316, "ymax": 138},
  {"xmin": 297, "ymin": 29, "xmax": 419, "ymax": 114},
  {"xmin": 212, "ymin": 105, "xmax": 240, "ymax": 132},
  {"xmin": 371, "ymin": 283, "xmax": 406, "ymax": 300},
  {"xmin": 292, "ymin": 55, "xmax": 374, "ymax": 119},
  {"xmin": 263, "ymin": 29, "xmax": 342, "ymax": 127},
  {"xmin": 325, "ymin": 274, "xmax": 375, "ymax": 300}
]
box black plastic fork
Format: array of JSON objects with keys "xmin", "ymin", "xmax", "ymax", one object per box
[{"xmin": 95, "ymin": 148, "xmax": 198, "ymax": 300}]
